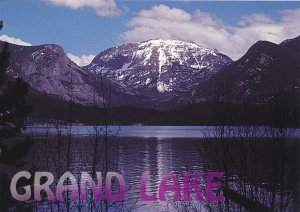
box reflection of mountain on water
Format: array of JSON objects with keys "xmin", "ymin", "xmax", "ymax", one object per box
[{"xmin": 1, "ymin": 132, "xmax": 296, "ymax": 211}]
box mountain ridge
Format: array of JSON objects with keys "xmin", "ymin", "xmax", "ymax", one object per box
[
  {"xmin": 186, "ymin": 36, "xmax": 300, "ymax": 104},
  {"xmin": 1, "ymin": 36, "xmax": 299, "ymax": 110}
]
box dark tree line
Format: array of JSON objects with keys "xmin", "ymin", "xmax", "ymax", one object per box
[
  {"xmin": 0, "ymin": 20, "xmax": 31, "ymax": 211},
  {"xmin": 0, "ymin": 21, "xmax": 30, "ymax": 141}
]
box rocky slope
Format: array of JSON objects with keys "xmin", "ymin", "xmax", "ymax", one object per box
[
  {"xmin": 0, "ymin": 42, "xmax": 104, "ymax": 105},
  {"xmin": 188, "ymin": 36, "xmax": 300, "ymax": 103},
  {"xmin": 85, "ymin": 39, "xmax": 232, "ymax": 103},
  {"xmin": 0, "ymin": 41, "xmax": 147, "ymax": 106}
]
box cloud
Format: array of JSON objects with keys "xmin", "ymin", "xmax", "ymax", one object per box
[
  {"xmin": 0, "ymin": 35, "xmax": 32, "ymax": 46},
  {"xmin": 45, "ymin": 0, "xmax": 119, "ymax": 16},
  {"xmin": 67, "ymin": 53, "xmax": 96, "ymax": 66},
  {"xmin": 121, "ymin": 5, "xmax": 300, "ymax": 60}
]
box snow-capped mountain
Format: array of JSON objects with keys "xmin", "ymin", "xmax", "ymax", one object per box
[
  {"xmin": 86, "ymin": 39, "xmax": 232, "ymax": 102},
  {"xmin": 2, "ymin": 36, "xmax": 298, "ymax": 110}
]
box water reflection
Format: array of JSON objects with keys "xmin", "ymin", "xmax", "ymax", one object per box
[
  {"xmin": 4, "ymin": 134, "xmax": 299, "ymax": 211},
  {"xmin": 23, "ymin": 125, "xmax": 300, "ymax": 138}
]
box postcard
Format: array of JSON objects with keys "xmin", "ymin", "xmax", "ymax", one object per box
[{"xmin": 0, "ymin": 0, "xmax": 299, "ymax": 211}]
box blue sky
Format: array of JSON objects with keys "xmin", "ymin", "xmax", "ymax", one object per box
[{"xmin": 1, "ymin": 0, "xmax": 300, "ymax": 64}]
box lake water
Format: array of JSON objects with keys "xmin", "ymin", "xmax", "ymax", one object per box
[
  {"xmin": 24, "ymin": 125, "xmax": 300, "ymax": 138},
  {"xmin": 5, "ymin": 126, "xmax": 300, "ymax": 211}
]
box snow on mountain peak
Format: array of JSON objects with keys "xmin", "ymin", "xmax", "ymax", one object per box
[
  {"xmin": 134, "ymin": 39, "xmax": 217, "ymax": 71},
  {"xmin": 139, "ymin": 38, "xmax": 211, "ymax": 52},
  {"xmin": 87, "ymin": 39, "xmax": 232, "ymax": 96}
]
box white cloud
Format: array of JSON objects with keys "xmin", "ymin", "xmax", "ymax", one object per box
[
  {"xmin": 67, "ymin": 53, "xmax": 96, "ymax": 66},
  {"xmin": 45, "ymin": 0, "xmax": 119, "ymax": 16},
  {"xmin": 0, "ymin": 35, "xmax": 32, "ymax": 46},
  {"xmin": 121, "ymin": 5, "xmax": 300, "ymax": 60}
]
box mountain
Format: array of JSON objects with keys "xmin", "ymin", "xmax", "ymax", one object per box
[
  {"xmin": 0, "ymin": 41, "xmax": 104, "ymax": 105},
  {"xmin": 188, "ymin": 36, "xmax": 300, "ymax": 103},
  {"xmin": 0, "ymin": 41, "xmax": 147, "ymax": 107},
  {"xmin": 1, "ymin": 39, "xmax": 232, "ymax": 108},
  {"xmin": 1, "ymin": 36, "xmax": 298, "ymax": 125},
  {"xmin": 1, "ymin": 36, "xmax": 299, "ymax": 111},
  {"xmin": 280, "ymin": 35, "xmax": 300, "ymax": 51},
  {"xmin": 85, "ymin": 39, "xmax": 232, "ymax": 104}
]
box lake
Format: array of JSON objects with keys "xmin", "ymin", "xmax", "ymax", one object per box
[
  {"xmin": 23, "ymin": 125, "xmax": 300, "ymax": 138},
  {"xmin": 3, "ymin": 125, "xmax": 299, "ymax": 211}
]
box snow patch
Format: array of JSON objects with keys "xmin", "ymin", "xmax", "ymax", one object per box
[
  {"xmin": 119, "ymin": 62, "xmax": 131, "ymax": 71},
  {"xmin": 158, "ymin": 48, "xmax": 167, "ymax": 75},
  {"xmin": 94, "ymin": 67, "xmax": 109, "ymax": 74},
  {"xmin": 145, "ymin": 78, "xmax": 151, "ymax": 85},
  {"xmin": 157, "ymin": 80, "xmax": 173, "ymax": 93}
]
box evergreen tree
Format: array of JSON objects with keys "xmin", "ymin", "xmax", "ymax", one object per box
[
  {"xmin": 0, "ymin": 21, "xmax": 30, "ymax": 143},
  {"xmin": 0, "ymin": 20, "xmax": 31, "ymax": 210}
]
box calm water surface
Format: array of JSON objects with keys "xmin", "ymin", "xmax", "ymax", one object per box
[
  {"xmin": 7, "ymin": 126, "xmax": 299, "ymax": 211},
  {"xmin": 24, "ymin": 125, "xmax": 300, "ymax": 138}
]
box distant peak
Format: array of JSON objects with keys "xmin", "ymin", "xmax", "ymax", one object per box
[
  {"xmin": 280, "ymin": 35, "xmax": 300, "ymax": 51},
  {"xmin": 142, "ymin": 38, "xmax": 195, "ymax": 44},
  {"xmin": 137, "ymin": 38, "xmax": 215, "ymax": 53},
  {"xmin": 280, "ymin": 35, "xmax": 300, "ymax": 44},
  {"xmin": 140, "ymin": 38, "xmax": 199, "ymax": 46},
  {"xmin": 42, "ymin": 44, "xmax": 64, "ymax": 51}
]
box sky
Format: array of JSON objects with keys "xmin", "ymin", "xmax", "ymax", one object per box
[{"xmin": 0, "ymin": 0, "xmax": 300, "ymax": 65}]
